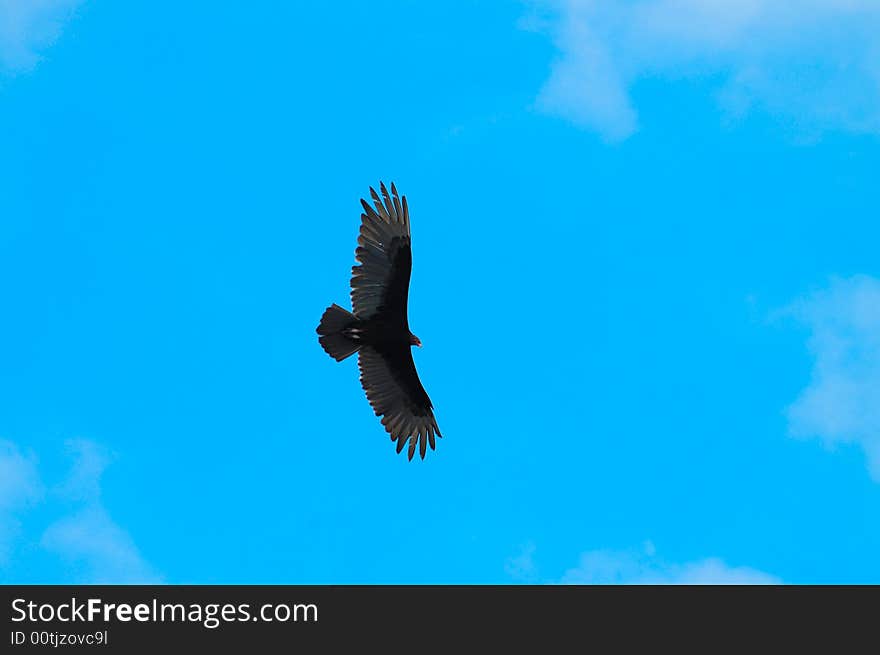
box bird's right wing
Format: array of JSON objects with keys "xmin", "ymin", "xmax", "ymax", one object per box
[
  {"xmin": 350, "ymin": 182, "xmax": 412, "ymax": 321},
  {"xmin": 357, "ymin": 345, "xmax": 441, "ymax": 460}
]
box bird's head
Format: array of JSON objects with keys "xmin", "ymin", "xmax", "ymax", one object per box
[{"xmin": 409, "ymin": 332, "xmax": 422, "ymax": 348}]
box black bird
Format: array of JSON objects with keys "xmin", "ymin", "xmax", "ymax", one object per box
[{"xmin": 317, "ymin": 182, "xmax": 441, "ymax": 460}]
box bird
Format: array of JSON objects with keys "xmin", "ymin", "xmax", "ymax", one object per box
[{"xmin": 316, "ymin": 182, "xmax": 441, "ymax": 460}]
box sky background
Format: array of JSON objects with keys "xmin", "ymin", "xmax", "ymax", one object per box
[{"xmin": 1, "ymin": 0, "xmax": 879, "ymax": 584}]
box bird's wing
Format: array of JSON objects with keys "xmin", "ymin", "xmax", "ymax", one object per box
[
  {"xmin": 350, "ymin": 182, "xmax": 412, "ymax": 321},
  {"xmin": 358, "ymin": 345, "xmax": 442, "ymax": 460}
]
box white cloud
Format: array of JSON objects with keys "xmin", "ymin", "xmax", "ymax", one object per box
[
  {"xmin": 507, "ymin": 542, "xmax": 780, "ymax": 584},
  {"xmin": 0, "ymin": 437, "xmax": 161, "ymax": 583},
  {"xmin": 558, "ymin": 544, "xmax": 780, "ymax": 584},
  {"xmin": 785, "ymin": 275, "xmax": 880, "ymax": 480},
  {"xmin": 42, "ymin": 506, "xmax": 162, "ymax": 583},
  {"xmin": 41, "ymin": 439, "xmax": 162, "ymax": 583},
  {"xmin": 0, "ymin": 440, "xmax": 42, "ymax": 563},
  {"xmin": 525, "ymin": 0, "xmax": 880, "ymax": 140},
  {"xmin": 531, "ymin": 6, "xmax": 638, "ymax": 141},
  {"xmin": 0, "ymin": 0, "xmax": 82, "ymax": 74}
]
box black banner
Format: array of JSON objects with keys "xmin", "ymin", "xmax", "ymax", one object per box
[{"xmin": 1, "ymin": 585, "xmax": 875, "ymax": 650}]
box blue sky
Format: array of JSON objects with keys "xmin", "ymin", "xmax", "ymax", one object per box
[{"xmin": 1, "ymin": 0, "xmax": 879, "ymax": 584}]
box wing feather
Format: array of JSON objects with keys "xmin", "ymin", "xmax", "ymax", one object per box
[
  {"xmin": 350, "ymin": 183, "xmax": 412, "ymax": 320},
  {"xmin": 358, "ymin": 346, "xmax": 442, "ymax": 460}
]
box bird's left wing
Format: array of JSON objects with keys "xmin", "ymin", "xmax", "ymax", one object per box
[
  {"xmin": 350, "ymin": 182, "xmax": 412, "ymax": 321},
  {"xmin": 357, "ymin": 345, "xmax": 442, "ymax": 460}
]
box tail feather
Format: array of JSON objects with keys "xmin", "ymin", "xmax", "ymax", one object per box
[{"xmin": 317, "ymin": 304, "xmax": 360, "ymax": 361}]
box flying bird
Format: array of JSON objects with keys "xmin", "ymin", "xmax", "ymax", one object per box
[{"xmin": 316, "ymin": 182, "xmax": 441, "ymax": 460}]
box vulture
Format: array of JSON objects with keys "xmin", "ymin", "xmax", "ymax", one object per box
[{"xmin": 316, "ymin": 182, "xmax": 441, "ymax": 460}]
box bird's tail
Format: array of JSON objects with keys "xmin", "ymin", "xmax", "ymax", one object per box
[{"xmin": 317, "ymin": 304, "xmax": 360, "ymax": 362}]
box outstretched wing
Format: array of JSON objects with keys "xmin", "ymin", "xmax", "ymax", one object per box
[
  {"xmin": 358, "ymin": 345, "xmax": 442, "ymax": 460},
  {"xmin": 350, "ymin": 182, "xmax": 412, "ymax": 323}
]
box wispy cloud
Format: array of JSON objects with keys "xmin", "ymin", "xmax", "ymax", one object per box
[
  {"xmin": 558, "ymin": 542, "xmax": 780, "ymax": 584},
  {"xmin": 524, "ymin": 1, "xmax": 880, "ymax": 140},
  {"xmin": 42, "ymin": 506, "xmax": 162, "ymax": 583},
  {"xmin": 0, "ymin": 440, "xmax": 42, "ymax": 563},
  {"xmin": 0, "ymin": 0, "xmax": 82, "ymax": 75},
  {"xmin": 41, "ymin": 439, "xmax": 162, "ymax": 583},
  {"xmin": 508, "ymin": 541, "xmax": 780, "ymax": 584},
  {"xmin": 0, "ymin": 437, "xmax": 161, "ymax": 583},
  {"xmin": 784, "ymin": 275, "xmax": 880, "ymax": 481}
]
